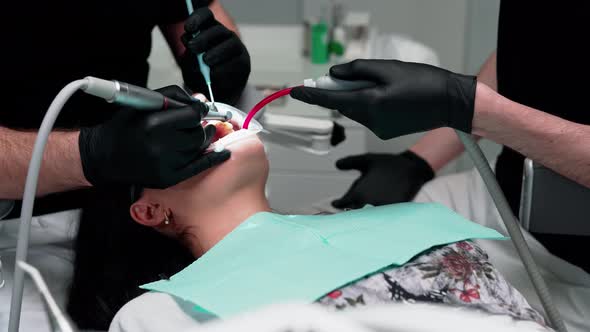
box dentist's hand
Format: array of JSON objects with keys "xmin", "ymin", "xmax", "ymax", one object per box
[
  {"xmin": 181, "ymin": 7, "xmax": 251, "ymax": 105},
  {"xmin": 78, "ymin": 85, "xmax": 230, "ymax": 189},
  {"xmin": 290, "ymin": 59, "xmax": 477, "ymax": 139},
  {"xmin": 333, "ymin": 152, "xmax": 434, "ymax": 209}
]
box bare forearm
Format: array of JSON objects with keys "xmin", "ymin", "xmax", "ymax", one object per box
[
  {"xmin": 162, "ymin": 0, "xmax": 241, "ymax": 61},
  {"xmin": 209, "ymin": 0, "xmax": 240, "ymax": 35},
  {"xmin": 410, "ymin": 52, "xmax": 498, "ymax": 170},
  {"xmin": 408, "ymin": 128, "xmax": 464, "ymax": 171},
  {"xmin": 473, "ymin": 83, "xmax": 590, "ymax": 188},
  {"xmin": 0, "ymin": 127, "xmax": 90, "ymax": 199}
]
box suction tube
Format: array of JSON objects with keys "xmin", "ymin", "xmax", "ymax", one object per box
[
  {"xmin": 243, "ymin": 76, "xmax": 375, "ymax": 129},
  {"xmin": 456, "ymin": 131, "xmax": 567, "ymax": 332},
  {"xmin": 243, "ymin": 87, "xmax": 296, "ymax": 129}
]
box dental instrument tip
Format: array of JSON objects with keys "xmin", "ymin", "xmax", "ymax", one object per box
[
  {"xmin": 207, "ymin": 83, "xmax": 216, "ymax": 104},
  {"xmin": 203, "ymin": 110, "xmax": 232, "ymax": 122},
  {"xmin": 209, "ymin": 103, "xmax": 219, "ymax": 114}
]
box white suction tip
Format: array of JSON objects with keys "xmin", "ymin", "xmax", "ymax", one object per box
[{"xmin": 303, "ymin": 78, "xmax": 317, "ymax": 88}]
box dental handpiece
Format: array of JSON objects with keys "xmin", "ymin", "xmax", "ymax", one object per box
[
  {"xmin": 82, "ymin": 76, "xmax": 185, "ymax": 110},
  {"xmin": 81, "ymin": 76, "xmax": 228, "ymax": 120},
  {"xmin": 303, "ymin": 75, "xmax": 376, "ymax": 90}
]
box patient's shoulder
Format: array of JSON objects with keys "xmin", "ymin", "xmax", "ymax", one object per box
[{"xmin": 109, "ymin": 292, "xmax": 214, "ymax": 332}]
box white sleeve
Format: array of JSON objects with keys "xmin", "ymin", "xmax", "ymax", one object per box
[{"xmin": 109, "ymin": 292, "xmax": 212, "ymax": 332}]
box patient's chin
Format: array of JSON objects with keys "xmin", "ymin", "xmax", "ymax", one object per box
[
  {"xmin": 163, "ymin": 134, "xmax": 267, "ymax": 197},
  {"xmin": 218, "ymin": 136, "xmax": 268, "ymax": 183},
  {"xmin": 227, "ymin": 135, "xmax": 265, "ymax": 156}
]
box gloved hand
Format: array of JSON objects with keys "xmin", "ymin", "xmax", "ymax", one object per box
[
  {"xmin": 180, "ymin": 7, "xmax": 251, "ymax": 105},
  {"xmin": 332, "ymin": 151, "xmax": 434, "ymax": 209},
  {"xmin": 79, "ymin": 85, "xmax": 230, "ymax": 189},
  {"xmin": 290, "ymin": 59, "xmax": 477, "ymax": 139}
]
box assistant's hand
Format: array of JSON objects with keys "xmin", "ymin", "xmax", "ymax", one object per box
[
  {"xmin": 290, "ymin": 59, "xmax": 476, "ymax": 139},
  {"xmin": 180, "ymin": 7, "xmax": 250, "ymax": 105},
  {"xmin": 332, "ymin": 151, "xmax": 434, "ymax": 209},
  {"xmin": 78, "ymin": 85, "xmax": 230, "ymax": 189}
]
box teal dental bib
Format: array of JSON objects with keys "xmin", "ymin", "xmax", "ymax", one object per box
[{"xmin": 142, "ymin": 203, "xmax": 505, "ymax": 317}]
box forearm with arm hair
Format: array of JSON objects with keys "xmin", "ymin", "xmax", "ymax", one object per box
[
  {"xmin": 161, "ymin": 0, "xmax": 241, "ymax": 62},
  {"xmin": 0, "ymin": 127, "xmax": 90, "ymax": 199},
  {"xmin": 208, "ymin": 0, "xmax": 240, "ymax": 35},
  {"xmin": 473, "ymin": 83, "xmax": 590, "ymax": 188},
  {"xmin": 410, "ymin": 51, "xmax": 497, "ymax": 171}
]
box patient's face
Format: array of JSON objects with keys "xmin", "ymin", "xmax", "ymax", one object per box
[{"xmin": 139, "ymin": 121, "xmax": 269, "ymax": 218}]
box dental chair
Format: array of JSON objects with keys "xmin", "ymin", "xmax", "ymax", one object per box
[
  {"xmin": 520, "ymin": 158, "xmax": 590, "ymax": 237},
  {"xmin": 1, "ymin": 200, "xmax": 14, "ymax": 220}
]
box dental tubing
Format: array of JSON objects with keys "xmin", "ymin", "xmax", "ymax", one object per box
[
  {"xmin": 8, "ymin": 79, "xmax": 89, "ymax": 332},
  {"xmin": 243, "ymin": 87, "xmax": 296, "ymax": 129},
  {"xmin": 456, "ymin": 131, "xmax": 567, "ymax": 332},
  {"xmin": 243, "ymin": 76, "xmax": 376, "ymax": 129}
]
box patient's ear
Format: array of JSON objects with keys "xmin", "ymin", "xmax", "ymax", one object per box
[{"xmin": 130, "ymin": 198, "xmax": 165, "ymax": 227}]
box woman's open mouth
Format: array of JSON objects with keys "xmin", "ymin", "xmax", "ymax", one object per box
[
  {"xmin": 209, "ymin": 121, "xmax": 237, "ymax": 144},
  {"xmin": 205, "ymin": 118, "xmax": 261, "ymax": 152}
]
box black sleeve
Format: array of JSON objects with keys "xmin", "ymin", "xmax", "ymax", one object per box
[{"xmin": 158, "ymin": 0, "xmax": 214, "ymax": 25}]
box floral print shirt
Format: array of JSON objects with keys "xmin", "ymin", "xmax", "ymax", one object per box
[{"xmin": 317, "ymin": 241, "xmax": 546, "ymax": 326}]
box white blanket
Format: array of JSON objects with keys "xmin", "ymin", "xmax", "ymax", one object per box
[
  {"xmin": 413, "ymin": 168, "xmax": 590, "ymax": 332},
  {"xmin": 111, "ymin": 295, "xmax": 548, "ymax": 332},
  {"xmin": 0, "ymin": 209, "xmax": 79, "ymax": 332}
]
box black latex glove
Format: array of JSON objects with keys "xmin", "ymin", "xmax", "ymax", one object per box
[
  {"xmin": 79, "ymin": 85, "xmax": 230, "ymax": 189},
  {"xmin": 180, "ymin": 7, "xmax": 251, "ymax": 105},
  {"xmin": 332, "ymin": 151, "xmax": 435, "ymax": 209},
  {"xmin": 290, "ymin": 59, "xmax": 477, "ymax": 140}
]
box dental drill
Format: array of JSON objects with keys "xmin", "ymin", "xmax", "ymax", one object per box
[{"xmin": 7, "ymin": 77, "xmax": 228, "ymax": 332}]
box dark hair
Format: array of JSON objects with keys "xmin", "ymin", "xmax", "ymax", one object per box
[{"xmin": 67, "ymin": 187, "xmax": 194, "ymax": 330}]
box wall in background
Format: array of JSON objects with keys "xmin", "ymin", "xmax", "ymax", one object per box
[
  {"xmin": 222, "ymin": 0, "xmax": 469, "ymax": 72},
  {"xmin": 303, "ymin": 0, "xmax": 469, "ymax": 73},
  {"xmin": 220, "ymin": 0, "xmax": 302, "ymax": 24},
  {"xmin": 464, "ymin": 0, "xmax": 500, "ymax": 74}
]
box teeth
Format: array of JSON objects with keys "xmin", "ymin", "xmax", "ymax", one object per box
[{"xmin": 209, "ymin": 129, "xmax": 260, "ymax": 151}]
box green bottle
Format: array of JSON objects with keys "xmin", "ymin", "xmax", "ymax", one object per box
[{"xmin": 311, "ymin": 19, "xmax": 330, "ymax": 64}]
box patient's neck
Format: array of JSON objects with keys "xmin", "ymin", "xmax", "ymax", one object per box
[{"xmin": 179, "ymin": 187, "xmax": 271, "ymax": 257}]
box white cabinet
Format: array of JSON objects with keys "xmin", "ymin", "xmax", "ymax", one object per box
[{"xmin": 263, "ymin": 122, "xmax": 366, "ymax": 212}]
